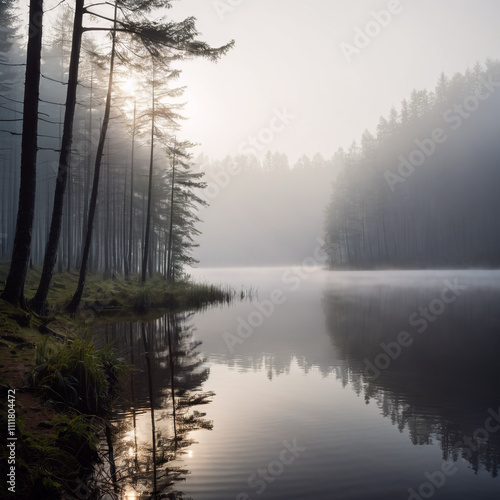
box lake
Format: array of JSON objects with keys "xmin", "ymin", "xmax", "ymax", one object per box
[{"xmin": 94, "ymin": 268, "xmax": 500, "ymax": 500}]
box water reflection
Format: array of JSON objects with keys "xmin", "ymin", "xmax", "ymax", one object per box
[
  {"xmin": 94, "ymin": 313, "xmax": 214, "ymax": 499},
  {"xmin": 92, "ymin": 271, "xmax": 500, "ymax": 499},
  {"xmin": 322, "ymin": 274, "xmax": 500, "ymax": 477}
]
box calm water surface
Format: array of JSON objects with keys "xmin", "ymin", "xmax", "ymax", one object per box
[{"xmin": 95, "ymin": 268, "xmax": 500, "ymax": 500}]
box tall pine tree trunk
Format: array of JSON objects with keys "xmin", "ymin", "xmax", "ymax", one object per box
[
  {"xmin": 104, "ymin": 140, "xmax": 111, "ymax": 279},
  {"xmin": 78, "ymin": 68, "xmax": 93, "ymax": 268},
  {"xmin": 1, "ymin": 0, "xmax": 43, "ymax": 307},
  {"xmin": 166, "ymin": 143, "xmax": 176, "ymax": 283},
  {"xmin": 67, "ymin": 162, "xmax": 72, "ymax": 271},
  {"xmin": 141, "ymin": 62, "xmax": 155, "ymax": 282},
  {"xmin": 126, "ymin": 97, "xmax": 136, "ymax": 279},
  {"xmin": 67, "ymin": 1, "xmax": 118, "ymax": 312},
  {"xmin": 29, "ymin": 0, "xmax": 84, "ymax": 314},
  {"xmin": 123, "ymin": 166, "xmax": 128, "ymax": 278}
]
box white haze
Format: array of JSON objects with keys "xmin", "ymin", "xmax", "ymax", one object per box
[{"xmin": 168, "ymin": 0, "xmax": 500, "ymax": 163}]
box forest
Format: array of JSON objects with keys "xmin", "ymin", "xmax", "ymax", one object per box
[
  {"xmin": 324, "ymin": 60, "xmax": 500, "ymax": 269},
  {"xmin": 0, "ymin": 0, "xmax": 233, "ymax": 314}
]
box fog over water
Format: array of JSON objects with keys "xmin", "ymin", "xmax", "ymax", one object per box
[
  {"xmin": 2, "ymin": 1, "xmax": 500, "ymax": 499},
  {"xmin": 99, "ymin": 268, "xmax": 500, "ymax": 499}
]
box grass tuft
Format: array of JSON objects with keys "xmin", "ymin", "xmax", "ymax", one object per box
[{"xmin": 29, "ymin": 336, "xmax": 128, "ymax": 415}]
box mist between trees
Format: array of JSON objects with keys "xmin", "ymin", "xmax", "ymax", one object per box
[{"xmin": 0, "ymin": 0, "xmax": 233, "ymax": 311}]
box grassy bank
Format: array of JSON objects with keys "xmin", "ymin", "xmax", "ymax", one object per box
[
  {"xmin": 0, "ymin": 262, "xmax": 236, "ymax": 499},
  {"xmin": 0, "ymin": 304, "xmax": 123, "ymax": 498},
  {"xmin": 0, "ymin": 262, "xmax": 234, "ymax": 315}
]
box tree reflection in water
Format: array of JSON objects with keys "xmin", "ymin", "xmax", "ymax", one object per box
[
  {"xmin": 94, "ymin": 312, "xmax": 214, "ymax": 499},
  {"xmin": 322, "ymin": 280, "xmax": 500, "ymax": 478}
]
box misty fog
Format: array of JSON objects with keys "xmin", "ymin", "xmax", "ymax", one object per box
[{"xmin": 2, "ymin": 1, "xmax": 500, "ymax": 500}]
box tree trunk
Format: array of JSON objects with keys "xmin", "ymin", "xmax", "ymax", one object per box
[
  {"xmin": 1, "ymin": 0, "xmax": 43, "ymax": 308},
  {"xmin": 166, "ymin": 143, "xmax": 176, "ymax": 283},
  {"xmin": 126, "ymin": 98, "xmax": 136, "ymax": 279},
  {"xmin": 67, "ymin": 161, "xmax": 72, "ymax": 271},
  {"xmin": 141, "ymin": 62, "xmax": 155, "ymax": 283},
  {"xmin": 67, "ymin": 1, "xmax": 118, "ymax": 313},
  {"xmin": 29, "ymin": 0, "xmax": 84, "ymax": 314},
  {"xmin": 123, "ymin": 165, "xmax": 128, "ymax": 278},
  {"xmin": 104, "ymin": 140, "xmax": 111, "ymax": 279},
  {"xmin": 111, "ymin": 161, "xmax": 117, "ymax": 276},
  {"xmin": 79, "ymin": 67, "xmax": 93, "ymax": 268}
]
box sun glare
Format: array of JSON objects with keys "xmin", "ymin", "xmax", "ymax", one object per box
[
  {"xmin": 124, "ymin": 488, "xmax": 137, "ymax": 499},
  {"xmin": 116, "ymin": 77, "xmax": 140, "ymax": 116},
  {"xmin": 121, "ymin": 77, "xmax": 137, "ymax": 95}
]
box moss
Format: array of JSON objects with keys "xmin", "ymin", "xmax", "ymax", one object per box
[
  {"xmin": 0, "ymin": 299, "xmax": 24, "ymax": 336},
  {"xmin": 52, "ymin": 414, "xmax": 100, "ymax": 469},
  {"xmin": 0, "ymin": 322, "xmax": 124, "ymax": 498},
  {"xmin": 0, "ymin": 412, "xmax": 98, "ymax": 499}
]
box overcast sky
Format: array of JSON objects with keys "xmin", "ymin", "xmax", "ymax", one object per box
[{"xmin": 162, "ymin": 0, "xmax": 500, "ymax": 164}]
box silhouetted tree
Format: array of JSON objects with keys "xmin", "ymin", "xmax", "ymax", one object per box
[{"xmin": 1, "ymin": 0, "xmax": 43, "ymax": 307}]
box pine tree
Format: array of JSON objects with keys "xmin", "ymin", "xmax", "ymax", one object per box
[
  {"xmin": 1, "ymin": 0, "xmax": 43, "ymax": 307},
  {"xmin": 65, "ymin": 3, "xmax": 233, "ymax": 311}
]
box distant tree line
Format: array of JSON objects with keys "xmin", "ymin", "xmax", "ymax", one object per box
[
  {"xmin": 324, "ymin": 60, "xmax": 500, "ymax": 269},
  {"xmin": 195, "ymin": 149, "xmax": 334, "ymax": 174}
]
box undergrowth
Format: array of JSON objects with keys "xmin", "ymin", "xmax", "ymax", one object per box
[{"xmin": 30, "ymin": 337, "xmax": 128, "ymax": 415}]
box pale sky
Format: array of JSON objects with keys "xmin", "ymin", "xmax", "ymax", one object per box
[{"xmin": 164, "ymin": 0, "xmax": 500, "ymax": 163}]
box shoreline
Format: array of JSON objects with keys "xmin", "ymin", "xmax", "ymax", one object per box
[{"xmin": 0, "ymin": 263, "xmax": 234, "ymax": 499}]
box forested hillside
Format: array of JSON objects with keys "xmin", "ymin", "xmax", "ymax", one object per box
[{"xmin": 324, "ymin": 60, "xmax": 500, "ymax": 269}]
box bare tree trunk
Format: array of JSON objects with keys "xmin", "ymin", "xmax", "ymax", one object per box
[
  {"xmin": 166, "ymin": 142, "xmax": 176, "ymax": 283},
  {"xmin": 123, "ymin": 166, "xmax": 128, "ymax": 278},
  {"xmin": 2, "ymin": 0, "xmax": 43, "ymax": 307},
  {"xmin": 67, "ymin": 161, "xmax": 72, "ymax": 271},
  {"xmin": 141, "ymin": 62, "xmax": 155, "ymax": 282},
  {"xmin": 67, "ymin": 1, "xmax": 118, "ymax": 312},
  {"xmin": 30, "ymin": 0, "xmax": 84, "ymax": 314},
  {"xmin": 79, "ymin": 68, "xmax": 93, "ymax": 268},
  {"xmin": 111, "ymin": 162, "xmax": 117, "ymax": 276},
  {"xmin": 104, "ymin": 140, "xmax": 111, "ymax": 279},
  {"xmin": 126, "ymin": 98, "xmax": 136, "ymax": 279}
]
